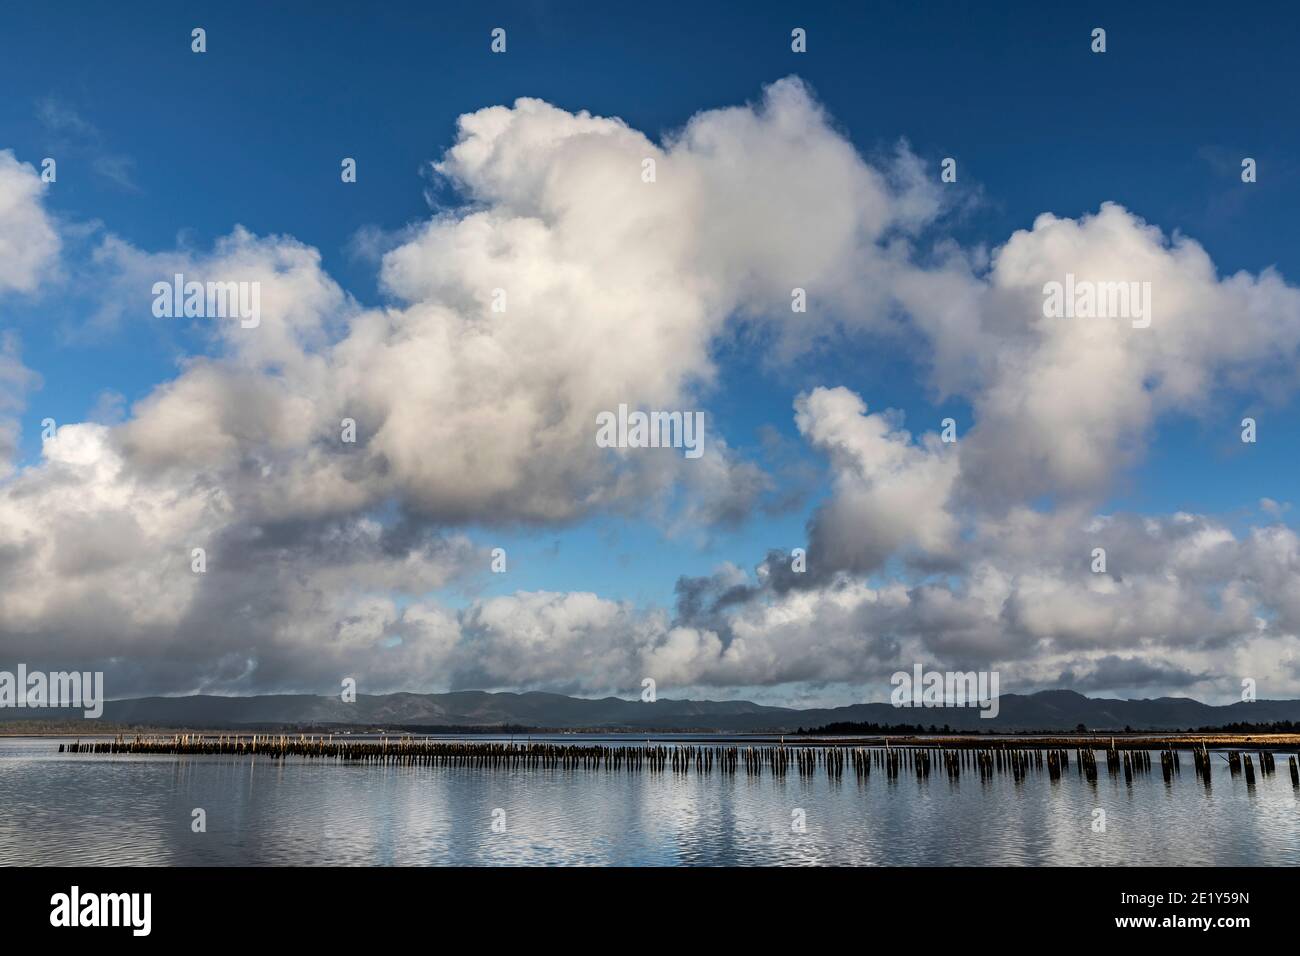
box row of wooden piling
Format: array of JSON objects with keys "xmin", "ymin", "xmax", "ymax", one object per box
[
  {"xmin": 1182, "ymin": 743, "xmax": 1300, "ymax": 788},
  {"xmin": 59, "ymin": 734, "xmax": 1300, "ymax": 788},
  {"xmin": 1225, "ymin": 747, "xmax": 1286, "ymax": 785}
]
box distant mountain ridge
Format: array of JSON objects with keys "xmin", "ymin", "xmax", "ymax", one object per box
[{"xmin": 5, "ymin": 688, "xmax": 1300, "ymax": 732}]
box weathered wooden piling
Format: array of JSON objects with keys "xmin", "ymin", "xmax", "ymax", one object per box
[{"xmin": 55, "ymin": 735, "xmax": 1298, "ymax": 795}]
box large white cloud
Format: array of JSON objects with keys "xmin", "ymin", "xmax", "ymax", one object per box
[
  {"xmin": 0, "ymin": 80, "xmax": 941, "ymax": 693},
  {"xmin": 795, "ymin": 386, "xmax": 959, "ymax": 574},
  {"xmin": 91, "ymin": 78, "xmax": 928, "ymax": 530},
  {"xmin": 894, "ymin": 203, "xmax": 1300, "ymax": 507},
  {"xmin": 659, "ymin": 506, "xmax": 1300, "ymax": 702},
  {"xmin": 1, "ymin": 83, "xmax": 1298, "ymax": 704},
  {"xmin": 0, "ymin": 156, "xmax": 55, "ymax": 477},
  {"xmin": 0, "ymin": 151, "xmax": 60, "ymax": 295},
  {"xmin": 0, "ymin": 333, "xmax": 39, "ymax": 478}
]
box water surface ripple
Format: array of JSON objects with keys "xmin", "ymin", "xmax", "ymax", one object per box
[{"xmin": 2, "ymin": 738, "xmax": 1297, "ymax": 865}]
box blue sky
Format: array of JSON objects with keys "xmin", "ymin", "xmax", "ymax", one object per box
[{"xmin": 1, "ymin": 2, "xmax": 1298, "ymax": 703}]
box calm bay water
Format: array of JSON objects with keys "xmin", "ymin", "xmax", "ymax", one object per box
[{"xmin": 2, "ymin": 736, "xmax": 1298, "ymax": 866}]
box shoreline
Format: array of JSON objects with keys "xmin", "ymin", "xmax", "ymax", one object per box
[{"xmin": 8, "ymin": 729, "xmax": 1300, "ymax": 750}]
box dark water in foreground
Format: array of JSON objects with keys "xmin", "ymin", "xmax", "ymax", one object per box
[{"xmin": 2, "ymin": 737, "xmax": 1298, "ymax": 866}]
